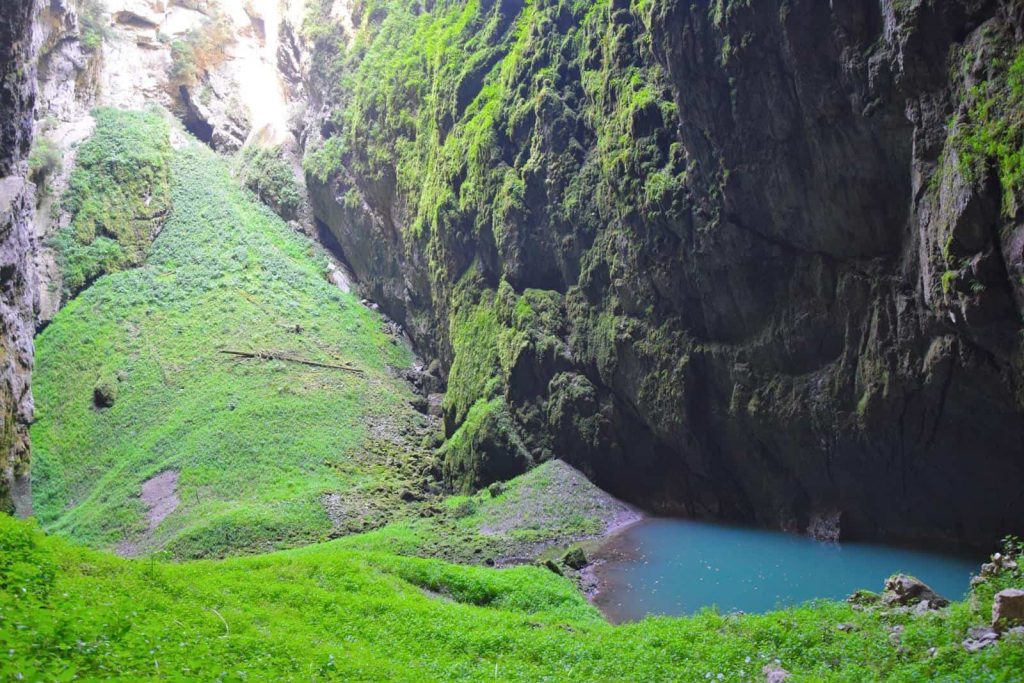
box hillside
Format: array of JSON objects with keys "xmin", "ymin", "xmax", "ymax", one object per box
[{"xmin": 30, "ymin": 110, "xmax": 430, "ymax": 558}]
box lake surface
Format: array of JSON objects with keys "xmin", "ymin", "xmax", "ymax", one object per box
[{"xmin": 592, "ymin": 518, "xmax": 979, "ymax": 622}]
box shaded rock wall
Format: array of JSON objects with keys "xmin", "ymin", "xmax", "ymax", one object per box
[
  {"xmin": 303, "ymin": 0, "xmax": 1022, "ymax": 548},
  {"xmin": 0, "ymin": 0, "xmax": 38, "ymax": 514}
]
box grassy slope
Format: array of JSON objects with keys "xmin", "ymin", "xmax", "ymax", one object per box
[
  {"xmin": 31, "ymin": 126, "xmax": 429, "ymax": 558},
  {"xmin": 3, "ymin": 514, "xmax": 1023, "ymax": 681}
]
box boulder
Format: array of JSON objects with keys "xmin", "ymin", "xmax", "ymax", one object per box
[
  {"xmin": 992, "ymin": 588, "xmax": 1024, "ymax": 633},
  {"xmin": 806, "ymin": 510, "xmax": 841, "ymax": 542},
  {"xmin": 427, "ymin": 393, "xmax": 445, "ymax": 418},
  {"xmin": 846, "ymin": 589, "xmax": 880, "ymax": 607},
  {"xmin": 562, "ymin": 546, "xmax": 587, "ymax": 570},
  {"xmin": 963, "ymin": 626, "xmax": 1000, "ymax": 652},
  {"xmin": 981, "ymin": 553, "xmax": 1019, "ymax": 578},
  {"xmin": 882, "ymin": 574, "xmax": 949, "ymax": 609}
]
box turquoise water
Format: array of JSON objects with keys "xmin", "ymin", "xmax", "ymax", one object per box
[{"xmin": 593, "ymin": 518, "xmax": 979, "ymax": 622}]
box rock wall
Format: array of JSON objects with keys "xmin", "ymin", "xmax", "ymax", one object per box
[
  {"xmin": 29, "ymin": 0, "xmax": 323, "ymax": 322},
  {"xmin": 304, "ymin": 0, "xmax": 1024, "ymax": 548},
  {"xmin": 0, "ymin": 0, "xmax": 38, "ymax": 514}
]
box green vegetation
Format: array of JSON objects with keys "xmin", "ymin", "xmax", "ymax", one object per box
[
  {"xmin": 302, "ymin": 0, "xmax": 691, "ymax": 488},
  {"xmin": 27, "ymin": 134, "xmax": 62, "ymax": 194},
  {"xmin": 954, "ymin": 44, "xmax": 1024, "ymax": 217},
  {"xmin": 4, "ymin": 514, "xmax": 1023, "ymax": 680},
  {"xmin": 234, "ymin": 145, "xmax": 303, "ymax": 220},
  {"xmin": 440, "ymin": 396, "xmax": 531, "ymax": 494},
  {"xmin": 168, "ymin": 11, "xmax": 234, "ymax": 89},
  {"xmin": 31, "ymin": 122, "xmax": 427, "ymax": 559},
  {"xmin": 305, "ymin": 0, "xmax": 684, "ymax": 236},
  {"xmin": 78, "ymin": 0, "xmax": 108, "ymax": 52},
  {"xmin": 54, "ymin": 108, "xmax": 172, "ymax": 295}
]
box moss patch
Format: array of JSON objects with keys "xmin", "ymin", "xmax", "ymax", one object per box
[{"xmin": 54, "ymin": 108, "xmax": 172, "ymax": 296}]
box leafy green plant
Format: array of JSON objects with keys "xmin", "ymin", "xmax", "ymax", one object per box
[
  {"xmin": 953, "ymin": 43, "xmax": 1024, "ymax": 216},
  {"xmin": 78, "ymin": 0, "xmax": 108, "ymax": 52},
  {"xmin": 235, "ymin": 145, "xmax": 304, "ymax": 220},
  {"xmin": 27, "ymin": 135, "xmax": 62, "ymax": 191}
]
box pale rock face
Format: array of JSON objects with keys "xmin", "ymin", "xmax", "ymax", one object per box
[
  {"xmin": 218, "ymin": 0, "xmax": 291, "ymax": 146},
  {"xmin": 109, "ymin": 0, "xmax": 164, "ymax": 29},
  {"xmin": 31, "ymin": 0, "xmax": 318, "ymax": 319}
]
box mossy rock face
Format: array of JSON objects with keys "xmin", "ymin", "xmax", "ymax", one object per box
[
  {"xmin": 440, "ymin": 398, "xmax": 532, "ymax": 494},
  {"xmin": 304, "ymin": 0, "xmax": 1024, "ymax": 546},
  {"xmin": 55, "ymin": 108, "xmax": 172, "ymax": 297}
]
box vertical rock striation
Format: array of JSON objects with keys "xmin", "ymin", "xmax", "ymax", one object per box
[{"xmin": 0, "ymin": 0, "xmax": 38, "ymax": 514}]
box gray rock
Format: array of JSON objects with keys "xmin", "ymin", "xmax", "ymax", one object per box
[
  {"xmin": 883, "ymin": 575, "xmax": 949, "ymax": 609},
  {"xmin": 992, "ymin": 589, "xmax": 1024, "ymax": 633},
  {"xmin": 427, "ymin": 393, "xmax": 445, "ymax": 418},
  {"xmin": 963, "ymin": 626, "xmax": 1000, "ymax": 653},
  {"xmin": 0, "ymin": 0, "xmax": 39, "ymax": 515},
  {"xmin": 562, "ymin": 546, "xmax": 587, "ymax": 570},
  {"xmin": 807, "ymin": 510, "xmax": 841, "ymax": 542}
]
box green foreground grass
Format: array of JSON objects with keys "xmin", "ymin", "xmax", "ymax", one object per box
[
  {"xmin": 3, "ymin": 514, "xmax": 1023, "ymax": 681},
  {"xmin": 31, "ymin": 122, "xmax": 427, "ymax": 558}
]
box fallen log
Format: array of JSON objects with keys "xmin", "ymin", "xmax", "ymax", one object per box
[{"xmin": 219, "ymin": 349, "xmax": 364, "ymax": 374}]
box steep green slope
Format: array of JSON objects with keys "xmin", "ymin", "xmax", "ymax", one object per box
[
  {"xmin": 30, "ymin": 117, "xmax": 431, "ymax": 558},
  {"xmin": 3, "ymin": 514, "xmax": 1023, "ymax": 681}
]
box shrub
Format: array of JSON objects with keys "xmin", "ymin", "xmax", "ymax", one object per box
[
  {"xmin": 235, "ymin": 145, "xmax": 304, "ymax": 219},
  {"xmin": 78, "ymin": 0, "xmax": 108, "ymax": 52},
  {"xmin": 28, "ymin": 136, "xmax": 62, "ymax": 191},
  {"xmin": 168, "ymin": 11, "xmax": 235, "ymax": 89}
]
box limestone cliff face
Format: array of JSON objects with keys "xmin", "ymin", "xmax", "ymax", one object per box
[
  {"xmin": 304, "ymin": 0, "xmax": 1024, "ymax": 548},
  {"xmin": 29, "ymin": 0, "xmax": 320, "ymax": 321},
  {"xmin": 0, "ymin": 0, "xmax": 38, "ymax": 514}
]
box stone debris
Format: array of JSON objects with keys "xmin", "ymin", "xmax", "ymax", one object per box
[
  {"xmin": 882, "ymin": 574, "xmax": 949, "ymax": 609},
  {"xmin": 963, "ymin": 626, "xmax": 1000, "ymax": 653}
]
